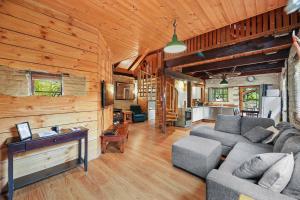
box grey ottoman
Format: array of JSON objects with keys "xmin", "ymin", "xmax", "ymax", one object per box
[{"xmin": 172, "ymin": 136, "xmax": 222, "ymax": 178}]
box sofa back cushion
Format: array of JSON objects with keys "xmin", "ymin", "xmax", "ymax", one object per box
[
  {"xmin": 214, "ymin": 114, "xmax": 241, "ymax": 134},
  {"xmin": 241, "ymin": 117, "xmax": 275, "ymax": 135},
  {"xmin": 282, "ymin": 152, "xmax": 300, "ymax": 199},
  {"xmin": 273, "ymin": 128, "xmax": 300, "ymax": 152},
  {"xmin": 281, "ymin": 136, "xmax": 300, "ymax": 155}
]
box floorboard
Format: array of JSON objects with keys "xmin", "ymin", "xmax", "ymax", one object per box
[{"xmin": 4, "ymin": 122, "xmax": 209, "ymax": 200}]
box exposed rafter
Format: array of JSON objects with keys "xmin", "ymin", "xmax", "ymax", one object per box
[
  {"xmin": 182, "ymin": 48, "xmax": 289, "ymax": 73},
  {"xmin": 194, "ymin": 61, "xmax": 285, "ymax": 79},
  {"xmin": 165, "ymin": 34, "xmax": 292, "ymax": 68}
]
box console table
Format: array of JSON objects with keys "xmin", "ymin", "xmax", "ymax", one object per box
[{"xmin": 5, "ymin": 128, "xmax": 88, "ymax": 200}]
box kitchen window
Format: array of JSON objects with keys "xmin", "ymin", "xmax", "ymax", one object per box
[
  {"xmin": 208, "ymin": 87, "xmax": 228, "ymax": 102},
  {"xmin": 30, "ymin": 72, "xmax": 62, "ymax": 96}
]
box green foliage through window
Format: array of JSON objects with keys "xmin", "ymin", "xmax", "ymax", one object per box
[
  {"xmin": 208, "ymin": 88, "xmax": 228, "ymax": 102},
  {"xmin": 31, "ymin": 73, "xmax": 62, "ymax": 97}
]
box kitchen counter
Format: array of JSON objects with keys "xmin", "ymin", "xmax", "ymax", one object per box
[{"xmin": 192, "ymin": 105, "xmax": 238, "ymax": 122}]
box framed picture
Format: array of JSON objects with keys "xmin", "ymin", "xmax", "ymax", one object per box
[{"xmin": 16, "ymin": 122, "xmax": 32, "ymax": 141}]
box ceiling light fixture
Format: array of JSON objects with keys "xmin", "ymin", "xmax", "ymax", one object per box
[
  {"xmin": 164, "ymin": 20, "xmax": 187, "ymax": 54},
  {"xmin": 220, "ymin": 75, "xmax": 228, "ymax": 85}
]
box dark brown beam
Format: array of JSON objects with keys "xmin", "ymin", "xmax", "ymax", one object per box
[
  {"xmin": 240, "ymin": 68, "xmax": 282, "ymax": 76},
  {"xmin": 165, "ymin": 34, "xmax": 291, "ymax": 68},
  {"xmin": 194, "ymin": 61, "xmax": 284, "ymax": 79},
  {"xmin": 183, "ymin": 48, "xmax": 289, "ymax": 73}
]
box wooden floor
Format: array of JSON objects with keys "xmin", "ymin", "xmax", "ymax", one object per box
[{"xmin": 6, "ymin": 122, "xmax": 207, "ymax": 200}]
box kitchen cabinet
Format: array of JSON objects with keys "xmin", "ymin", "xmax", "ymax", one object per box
[{"xmin": 192, "ymin": 107, "xmax": 202, "ymax": 122}]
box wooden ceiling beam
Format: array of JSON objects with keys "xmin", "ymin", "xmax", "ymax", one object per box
[
  {"xmin": 240, "ymin": 68, "xmax": 283, "ymax": 76},
  {"xmin": 130, "ymin": 48, "xmax": 150, "ymax": 72},
  {"xmin": 194, "ymin": 61, "xmax": 285, "ymax": 79},
  {"xmin": 182, "ymin": 48, "xmax": 289, "ymax": 73},
  {"xmin": 165, "ymin": 34, "xmax": 292, "ymax": 68}
]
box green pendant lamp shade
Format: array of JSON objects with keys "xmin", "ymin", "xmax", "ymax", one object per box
[
  {"xmin": 164, "ymin": 20, "xmax": 187, "ymax": 54},
  {"xmin": 220, "ymin": 74, "xmax": 228, "ymax": 85},
  {"xmin": 220, "ymin": 78, "xmax": 228, "ymax": 85}
]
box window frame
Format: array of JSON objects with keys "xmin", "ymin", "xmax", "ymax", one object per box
[
  {"xmin": 30, "ymin": 72, "xmax": 63, "ymax": 97},
  {"xmin": 208, "ymin": 87, "xmax": 229, "ymax": 102}
]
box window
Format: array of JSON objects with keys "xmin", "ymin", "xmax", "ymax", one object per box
[
  {"xmin": 31, "ymin": 72, "xmax": 62, "ymax": 96},
  {"xmin": 240, "ymin": 86, "xmax": 260, "ymax": 111},
  {"xmin": 208, "ymin": 87, "xmax": 228, "ymax": 102}
]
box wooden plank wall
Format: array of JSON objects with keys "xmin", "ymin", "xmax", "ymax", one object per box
[
  {"xmin": 165, "ymin": 7, "xmax": 300, "ymax": 60},
  {"xmin": 0, "ymin": 0, "xmax": 113, "ymax": 189}
]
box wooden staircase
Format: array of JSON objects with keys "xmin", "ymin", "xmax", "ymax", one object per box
[
  {"xmin": 137, "ymin": 69, "xmax": 178, "ymax": 129},
  {"xmin": 156, "ymin": 78, "xmax": 178, "ymax": 127}
]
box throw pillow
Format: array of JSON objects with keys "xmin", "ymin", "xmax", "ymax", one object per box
[
  {"xmin": 273, "ymin": 128, "xmax": 300, "ymax": 152},
  {"xmin": 243, "ymin": 126, "xmax": 273, "ymax": 143},
  {"xmin": 258, "ymin": 153, "xmax": 294, "ymax": 192},
  {"xmin": 281, "ymin": 136, "xmax": 300, "ymax": 154},
  {"xmin": 262, "ymin": 126, "xmax": 280, "ymax": 144},
  {"xmin": 282, "ymin": 153, "xmax": 300, "ymax": 199},
  {"xmin": 233, "ymin": 153, "xmax": 286, "ymax": 179},
  {"xmin": 214, "ymin": 114, "xmax": 241, "ymax": 134}
]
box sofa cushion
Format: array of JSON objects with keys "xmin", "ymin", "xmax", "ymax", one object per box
[
  {"xmin": 241, "ymin": 117, "xmax": 275, "ymax": 135},
  {"xmin": 281, "ymin": 136, "xmax": 300, "ymax": 154},
  {"xmin": 243, "ymin": 126, "xmax": 274, "ymax": 143},
  {"xmin": 219, "ymin": 142, "xmax": 273, "ymax": 175},
  {"xmin": 262, "ymin": 126, "xmax": 281, "ymax": 144},
  {"xmin": 273, "ymin": 128, "xmax": 300, "ymax": 152},
  {"xmin": 282, "ymin": 152, "xmax": 300, "ymax": 199},
  {"xmin": 275, "ymin": 122, "xmax": 294, "ymax": 131},
  {"xmin": 233, "ymin": 153, "xmax": 286, "ymax": 179},
  {"xmin": 258, "ymin": 153, "xmax": 294, "ymax": 193},
  {"xmin": 214, "ymin": 114, "xmax": 241, "ymax": 134},
  {"xmin": 190, "ymin": 126, "xmax": 249, "ymax": 148}
]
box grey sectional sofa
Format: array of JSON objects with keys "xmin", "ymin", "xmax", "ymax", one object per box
[
  {"xmin": 190, "ymin": 115, "xmax": 274, "ymax": 155},
  {"xmin": 190, "ymin": 115, "xmax": 300, "ymax": 200}
]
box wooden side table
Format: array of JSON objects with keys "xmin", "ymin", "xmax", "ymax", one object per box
[
  {"xmin": 100, "ymin": 123, "xmax": 129, "ymax": 153},
  {"xmin": 123, "ymin": 110, "xmax": 132, "ymax": 123}
]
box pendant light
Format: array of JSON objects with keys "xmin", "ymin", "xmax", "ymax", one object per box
[
  {"xmin": 220, "ymin": 74, "xmax": 228, "ymax": 85},
  {"xmin": 164, "ymin": 20, "xmax": 187, "ymax": 54}
]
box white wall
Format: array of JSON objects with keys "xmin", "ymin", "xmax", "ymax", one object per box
[{"xmin": 205, "ymin": 73, "xmax": 281, "ymax": 106}]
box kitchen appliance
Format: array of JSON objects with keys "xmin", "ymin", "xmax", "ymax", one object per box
[
  {"xmin": 175, "ymin": 108, "xmax": 192, "ymax": 127},
  {"xmin": 261, "ymin": 96, "xmax": 281, "ymax": 123}
]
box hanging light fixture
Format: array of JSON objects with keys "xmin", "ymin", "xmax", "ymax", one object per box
[
  {"xmin": 164, "ymin": 19, "xmax": 187, "ymax": 54},
  {"xmin": 220, "ymin": 74, "xmax": 228, "ymax": 85}
]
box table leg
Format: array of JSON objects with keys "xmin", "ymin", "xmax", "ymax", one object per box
[
  {"xmin": 7, "ymin": 151, "xmax": 14, "ymax": 200},
  {"xmin": 78, "ymin": 139, "xmax": 82, "ymax": 164},
  {"xmin": 120, "ymin": 140, "xmax": 125, "ymax": 153},
  {"xmin": 84, "ymin": 134, "xmax": 88, "ymax": 172}
]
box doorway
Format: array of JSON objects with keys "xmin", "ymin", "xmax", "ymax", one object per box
[{"xmin": 239, "ymin": 86, "xmax": 260, "ymax": 111}]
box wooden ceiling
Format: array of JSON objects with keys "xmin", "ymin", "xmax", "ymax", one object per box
[{"xmin": 14, "ymin": 0, "xmax": 287, "ymax": 63}]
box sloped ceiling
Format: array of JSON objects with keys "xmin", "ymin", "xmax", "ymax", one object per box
[{"xmin": 17, "ymin": 0, "xmax": 287, "ymax": 63}]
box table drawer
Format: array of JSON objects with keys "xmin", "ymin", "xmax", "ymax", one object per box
[{"xmin": 26, "ymin": 132, "xmax": 85, "ymax": 151}]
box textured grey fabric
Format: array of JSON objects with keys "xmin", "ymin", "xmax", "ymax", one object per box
[
  {"xmin": 276, "ymin": 122, "xmax": 294, "ymax": 131},
  {"xmin": 172, "ymin": 136, "xmax": 222, "ymax": 178},
  {"xmin": 233, "ymin": 153, "xmax": 286, "ymax": 179},
  {"xmin": 241, "ymin": 117, "xmax": 275, "ymax": 135},
  {"xmin": 206, "ymin": 169, "xmax": 296, "ymax": 200},
  {"xmin": 258, "ymin": 154, "xmax": 294, "ymax": 193},
  {"xmin": 281, "ymin": 136, "xmax": 300, "ymax": 154},
  {"xmin": 190, "ymin": 126, "xmax": 250, "ymax": 155},
  {"xmin": 219, "ymin": 142, "xmax": 273, "ymax": 174},
  {"xmin": 273, "ymin": 128, "xmax": 300, "ymax": 152},
  {"xmin": 283, "ymin": 153, "xmax": 300, "ymax": 199},
  {"xmin": 214, "ymin": 114, "xmax": 241, "ymax": 134},
  {"xmin": 243, "ymin": 126, "xmax": 274, "ymax": 143}
]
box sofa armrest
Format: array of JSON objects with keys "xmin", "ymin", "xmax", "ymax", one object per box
[{"xmin": 206, "ymin": 170, "xmax": 296, "ymax": 200}]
